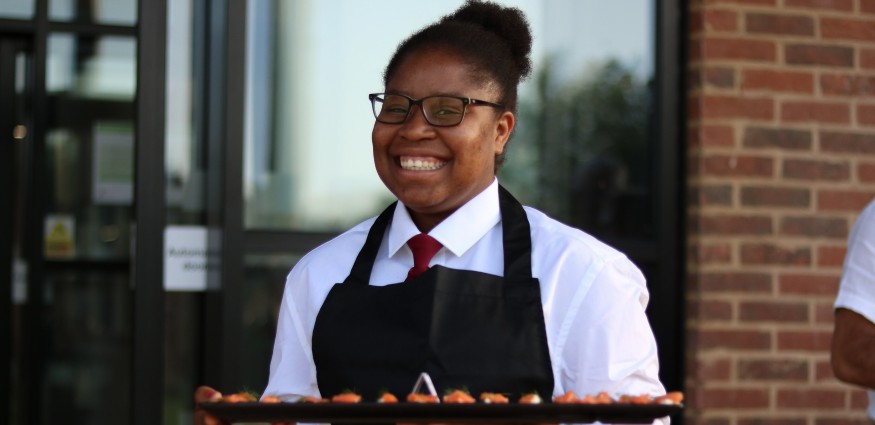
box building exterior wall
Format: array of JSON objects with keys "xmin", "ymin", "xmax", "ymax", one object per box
[{"xmin": 686, "ymin": 0, "xmax": 875, "ymax": 424}]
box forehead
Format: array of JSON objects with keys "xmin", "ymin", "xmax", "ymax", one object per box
[{"xmin": 386, "ymin": 48, "xmax": 498, "ymax": 98}]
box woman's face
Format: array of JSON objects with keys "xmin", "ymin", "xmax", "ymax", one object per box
[{"xmin": 372, "ymin": 48, "xmax": 514, "ymax": 231}]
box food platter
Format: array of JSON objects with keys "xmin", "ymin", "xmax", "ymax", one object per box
[{"xmin": 199, "ymin": 401, "xmax": 683, "ymax": 424}]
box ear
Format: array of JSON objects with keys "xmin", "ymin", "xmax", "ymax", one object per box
[{"xmin": 493, "ymin": 111, "xmax": 515, "ymax": 155}]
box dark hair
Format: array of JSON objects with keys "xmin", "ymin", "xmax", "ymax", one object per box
[{"xmin": 383, "ymin": 0, "xmax": 533, "ymax": 114}]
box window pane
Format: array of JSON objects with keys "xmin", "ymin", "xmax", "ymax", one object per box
[
  {"xmin": 244, "ymin": 0, "xmax": 655, "ymax": 240},
  {"xmin": 45, "ymin": 33, "xmax": 136, "ymax": 261},
  {"xmin": 0, "ymin": 0, "xmax": 34, "ymax": 19},
  {"xmin": 49, "ymin": 0, "xmax": 138, "ymax": 26},
  {"xmin": 38, "ymin": 33, "xmax": 136, "ymax": 423},
  {"xmin": 504, "ymin": 0, "xmax": 656, "ymax": 241}
]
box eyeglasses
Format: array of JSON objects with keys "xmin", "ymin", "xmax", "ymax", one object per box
[{"xmin": 369, "ymin": 93, "xmax": 504, "ymax": 127}]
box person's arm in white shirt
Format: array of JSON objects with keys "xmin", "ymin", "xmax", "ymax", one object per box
[{"xmin": 561, "ymin": 256, "xmax": 665, "ymax": 397}]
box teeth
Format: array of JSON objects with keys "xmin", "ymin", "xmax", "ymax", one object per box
[{"xmin": 401, "ymin": 157, "xmax": 446, "ymax": 171}]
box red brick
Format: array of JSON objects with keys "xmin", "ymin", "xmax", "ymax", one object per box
[
  {"xmin": 692, "ymin": 9, "xmax": 739, "ymax": 33},
  {"xmin": 776, "ymin": 388, "xmax": 845, "ymax": 408},
  {"xmin": 690, "ymin": 68, "xmax": 735, "ymax": 91},
  {"xmin": 741, "ymin": 243, "xmax": 811, "ymax": 266},
  {"xmin": 700, "ymin": 38, "xmax": 777, "ymax": 62},
  {"xmin": 701, "ymin": 0, "xmax": 777, "ymax": 5},
  {"xmin": 743, "ymin": 127, "xmax": 812, "ymax": 150},
  {"xmin": 738, "ymin": 359, "xmax": 809, "ymax": 380},
  {"xmin": 821, "ymin": 17, "xmax": 875, "ymax": 42},
  {"xmin": 785, "ymin": 0, "xmax": 853, "ymax": 11},
  {"xmin": 818, "ymin": 189, "xmax": 875, "ymax": 211},
  {"xmin": 777, "ymin": 330, "xmax": 832, "ymax": 351},
  {"xmin": 815, "ymin": 360, "xmax": 834, "ymax": 381},
  {"xmin": 818, "ymin": 245, "xmax": 847, "ymax": 268},
  {"xmin": 687, "ymin": 418, "xmax": 732, "ymax": 425},
  {"xmin": 698, "ymin": 388, "xmax": 771, "ymax": 409},
  {"xmin": 746, "ymin": 13, "xmax": 815, "ymax": 36},
  {"xmin": 786, "ymin": 44, "xmax": 854, "ymax": 67},
  {"xmin": 742, "ymin": 69, "xmax": 814, "ymax": 94},
  {"xmin": 689, "ymin": 124, "xmax": 735, "ymax": 147},
  {"xmin": 815, "ymin": 302, "xmax": 835, "ymax": 324},
  {"xmin": 865, "ymin": 0, "xmax": 875, "ymax": 14},
  {"xmin": 859, "ymin": 162, "xmax": 875, "ymax": 182},
  {"xmin": 691, "ymin": 243, "xmax": 733, "ymax": 264},
  {"xmin": 700, "ymin": 154, "xmax": 774, "ymax": 177},
  {"xmin": 851, "ymin": 390, "xmax": 870, "ymax": 409},
  {"xmin": 780, "ymin": 216, "xmax": 848, "ymax": 238},
  {"xmin": 695, "ymin": 272, "xmax": 773, "ymax": 293},
  {"xmin": 739, "ymin": 419, "xmax": 808, "ymax": 425},
  {"xmin": 858, "ymin": 104, "xmax": 875, "ymax": 126},
  {"xmin": 863, "ymin": 49, "xmax": 875, "ymax": 70},
  {"xmin": 783, "ymin": 159, "xmax": 850, "ymax": 181},
  {"xmin": 821, "ymin": 74, "xmax": 875, "ymax": 96},
  {"xmin": 820, "ymin": 131, "xmax": 875, "ymax": 154},
  {"xmin": 779, "ymin": 273, "xmax": 840, "ymax": 295},
  {"xmin": 690, "ymin": 184, "xmax": 733, "ymax": 206},
  {"xmin": 694, "ymin": 214, "xmax": 773, "ymax": 235},
  {"xmin": 690, "ymin": 358, "xmax": 732, "ymax": 381},
  {"xmin": 739, "ymin": 301, "xmax": 809, "ymax": 322},
  {"xmin": 692, "ymin": 299, "xmax": 734, "ymax": 321},
  {"xmin": 703, "ymin": 67, "xmax": 736, "ymax": 89},
  {"xmin": 698, "ymin": 330, "xmax": 772, "ymax": 351},
  {"xmin": 782, "ymin": 101, "xmax": 850, "ymax": 124},
  {"xmin": 741, "ymin": 186, "xmax": 810, "ymax": 207},
  {"xmin": 701, "ymin": 95, "xmax": 774, "ymax": 120},
  {"xmin": 816, "ymin": 417, "xmax": 875, "ymax": 425}
]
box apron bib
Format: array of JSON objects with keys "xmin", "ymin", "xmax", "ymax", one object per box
[{"xmin": 312, "ymin": 186, "xmax": 554, "ymax": 401}]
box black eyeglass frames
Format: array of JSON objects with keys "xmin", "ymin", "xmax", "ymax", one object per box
[{"xmin": 369, "ymin": 93, "xmax": 504, "ymax": 127}]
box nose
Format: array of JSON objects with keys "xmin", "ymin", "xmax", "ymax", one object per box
[{"xmin": 398, "ymin": 104, "xmax": 436, "ymax": 140}]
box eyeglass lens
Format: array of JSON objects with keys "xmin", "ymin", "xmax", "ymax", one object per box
[{"xmin": 372, "ymin": 94, "xmax": 465, "ymax": 126}]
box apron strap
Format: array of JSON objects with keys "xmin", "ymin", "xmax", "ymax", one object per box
[
  {"xmin": 498, "ymin": 184, "xmax": 533, "ymax": 280},
  {"xmin": 345, "ymin": 185, "xmax": 533, "ymax": 284},
  {"xmin": 345, "ymin": 202, "xmax": 396, "ymax": 285}
]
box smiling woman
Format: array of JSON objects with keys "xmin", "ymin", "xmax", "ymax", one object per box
[{"xmin": 196, "ymin": 2, "xmax": 667, "ymax": 424}]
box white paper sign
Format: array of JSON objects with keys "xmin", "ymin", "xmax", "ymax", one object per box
[{"xmin": 163, "ymin": 225, "xmax": 220, "ymax": 291}]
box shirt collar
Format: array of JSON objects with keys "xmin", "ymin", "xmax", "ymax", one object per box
[{"xmin": 388, "ymin": 179, "xmax": 501, "ymax": 258}]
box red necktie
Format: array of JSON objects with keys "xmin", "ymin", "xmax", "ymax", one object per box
[{"xmin": 406, "ymin": 234, "xmax": 443, "ymax": 281}]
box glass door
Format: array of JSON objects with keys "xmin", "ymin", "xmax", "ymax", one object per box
[
  {"xmin": 1, "ymin": 34, "xmax": 32, "ymax": 425},
  {"xmin": 0, "ymin": 28, "xmax": 138, "ymax": 425}
]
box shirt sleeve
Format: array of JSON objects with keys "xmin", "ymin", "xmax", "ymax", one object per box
[
  {"xmin": 262, "ymin": 264, "xmax": 322, "ymax": 401},
  {"xmin": 559, "ymin": 256, "xmax": 668, "ymax": 424},
  {"xmin": 835, "ymin": 200, "xmax": 875, "ymax": 325}
]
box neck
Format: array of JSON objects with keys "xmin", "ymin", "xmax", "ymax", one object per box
[{"xmin": 408, "ymin": 208, "xmax": 453, "ymax": 234}]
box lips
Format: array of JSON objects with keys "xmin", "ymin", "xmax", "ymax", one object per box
[{"xmin": 399, "ymin": 156, "xmax": 447, "ymax": 171}]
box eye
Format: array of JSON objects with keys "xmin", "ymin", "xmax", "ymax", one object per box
[
  {"xmin": 427, "ymin": 98, "xmax": 463, "ymax": 116},
  {"xmin": 432, "ymin": 107, "xmax": 462, "ymax": 116}
]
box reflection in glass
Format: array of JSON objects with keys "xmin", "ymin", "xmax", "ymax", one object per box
[
  {"xmin": 37, "ymin": 32, "xmax": 136, "ymax": 424},
  {"xmin": 163, "ymin": 0, "xmax": 207, "ymax": 422},
  {"xmin": 49, "ymin": 0, "xmax": 137, "ymax": 26},
  {"xmin": 0, "ymin": 0, "xmax": 34, "ymax": 19},
  {"xmin": 244, "ymin": 0, "xmax": 654, "ymax": 237},
  {"xmin": 45, "ymin": 33, "xmax": 136, "ymax": 261},
  {"xmin": 165, "ymin": 0, "xmax": 207, "ymax": 226},
  {"xmin": 42, "ymin": 270, "xmax": 131, "ymax": 425}
]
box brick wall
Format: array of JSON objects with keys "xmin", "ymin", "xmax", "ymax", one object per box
[{"xmin": 686, "ymin": 0, "xmax": 875, "ymax": 424}]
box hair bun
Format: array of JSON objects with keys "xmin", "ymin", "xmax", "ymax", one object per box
[{"xmin": 442, "ymin": 0, "xmax": 533, "ymax": 79}]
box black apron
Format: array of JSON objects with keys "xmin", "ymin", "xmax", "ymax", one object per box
[{"xmin": 311, "ymin": 186, "xmax": 554, "ymax": 401}]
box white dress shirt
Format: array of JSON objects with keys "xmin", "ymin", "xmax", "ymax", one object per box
[
  {"xmin": 834, "ymin": 198, "xmax": 875, "ymax": 420},
  {"xmin": 263, "ymin": 178, "xmax": 666, "ymax": 403}
]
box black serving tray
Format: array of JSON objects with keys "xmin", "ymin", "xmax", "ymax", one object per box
[{"xmin": 199, "ymin": 401, "xmax": 682, "ymax": 424}]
